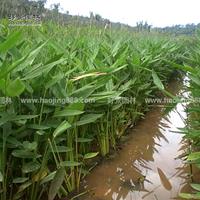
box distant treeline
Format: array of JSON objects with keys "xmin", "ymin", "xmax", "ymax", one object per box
[
  {"xmin": 154, "ymin": 24, "xmax": 200, "ymax": 35},
  {"xmin": 0, "ymin": 0, "xmax": 199, "ymax": 35}
]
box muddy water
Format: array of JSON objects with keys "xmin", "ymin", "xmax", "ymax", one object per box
[{"xmin": 80, "ymin": 79, "xmax": 195, "ymax": 200}]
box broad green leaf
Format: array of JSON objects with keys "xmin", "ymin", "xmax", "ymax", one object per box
[
  {"xmin": 13, "ymin": 177, "xmax": 29, "ymax": 184},
  {"xmin": 0, "ymin": 31, "xmax": 22, "ymax": 54},
  {"xmin": 40, "ymin": 171, "xmax": 56, "ymax": 185},
  {"xmin": 0, "ymin": 114, "xmax": 38, "ymax": 126},
  {"xmin": 12, "ymin": 150, "xmax": 40, "ymax": 159},
  {"xmin": 179, "ymin": 192, "xmax": 200, "ymax": 199},
  {"xmin": 111, "ymin": 40, "xmax": 121, "ymax": 57},
  {"xmin": 152, "ymin": 70, "xmax": 164, "ymax": 90},
  {"xmin": 23, "ymin": 58, "xmax": 66, "ymax": 80},
  {"xmin": 45, "ymin": 72, "xmax": 64, "ymax": 89},
  {"xmin": 191, "ymin": 184, "xmax": 200, "ymax": 192},
  {"xmin": 54, "ymin": 109, "xmax": 84, "ymax": 117},
  {"xmin": 60, "ymin": 161, "xmax": 81, "ymax": 167},
  {"xmin": 27, "ymin": 124, "xmax": 51, "ymax": 130},
  {"xmin": 179, "ymin": 193, "xmax": 195, "ymax": 199},
  {"xmin": 22, "ymin": 141, "xmax": 37, "ymax": 151},
  {"xmin": 76, "ymin": 114, "xmax": 103, "ymax": 126},
  {"xmin": 111, "ymin": 64, "xmax": 128, "ymax": 73},
  {"xmin": 6, "ymin": 137, "xmax": 22, "ymax": 148},
  {"xmin": 67, "ymin": 102, "xmax": 85, "ymax": 111},
  {"xmin": 83, "ymin": 152, "xmax": 99, "ymax": 159},
  {"xmin": 112, "ymin": 103, "xmax": 123, "ymax": 111},
  {"xmin": 71, "ymin": 85, "xmax": 96, "ymax": 98},
  {"xmin": 17, "ymin": 181, "xmax": 32, "ymax": 193},
  {"xmin": 53, "ymin": 121, "xmax": 71, "ymax": 138},
  {"xmin": 48, "ymin": 167, "xmax": 65, "ymax": 200},
  {"xmin": 15, "ymin": 42, "xmax": 47, "ymax": 72},
  {"xmin": 0, "ymin": 55, "xmax": 28, "ymax": 78},
  {"xmin": 22, "ymin": 162, "xmax": 41, "ymax": 173},
  {"xmin": 6, "ymin": 78, "xmax": 25, "ymax": 97},
  {"xmin": 187, "ymin": 152, "xmax": 200, "ymax": 161}
]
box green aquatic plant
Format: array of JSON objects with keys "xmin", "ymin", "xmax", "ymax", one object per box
[
  {"xmin": 163, "ymin": 31, "xmax": 200, "ymax": 199},
  {"xmin": 0, "ymin": 22, "xmax": 183, "ymax": 200}
]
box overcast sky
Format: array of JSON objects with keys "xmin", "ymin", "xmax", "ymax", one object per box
[{"xmin": 45, "ymin": 0, "xmax": 200, "ymax": 27}]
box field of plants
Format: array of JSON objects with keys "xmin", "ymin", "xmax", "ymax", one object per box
[
  {"xmin": 176, "ymin": 32, "xmax": 200, "ymax": 199},
  {"xmin": 0, "ymin": 20, "xmax": 199, "ymax": 200}
]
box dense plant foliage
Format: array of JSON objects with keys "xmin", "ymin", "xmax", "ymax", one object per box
[
  {"xmin": 0, "ymin": 22, "xmax": 186, "ymax": 200},
  {"xmin": 174, "ymin": 31, "xmax": 200, "ymax": 199}
]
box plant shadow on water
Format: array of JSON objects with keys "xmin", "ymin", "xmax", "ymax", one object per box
[{"xmin": 78, "ymin": 78, "xmax": 199, "ymax": 200}]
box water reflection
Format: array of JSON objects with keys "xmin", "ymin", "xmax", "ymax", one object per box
[{"xmin": 80, "ymin": 79, "xmax": 192, "ymax": 200}]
